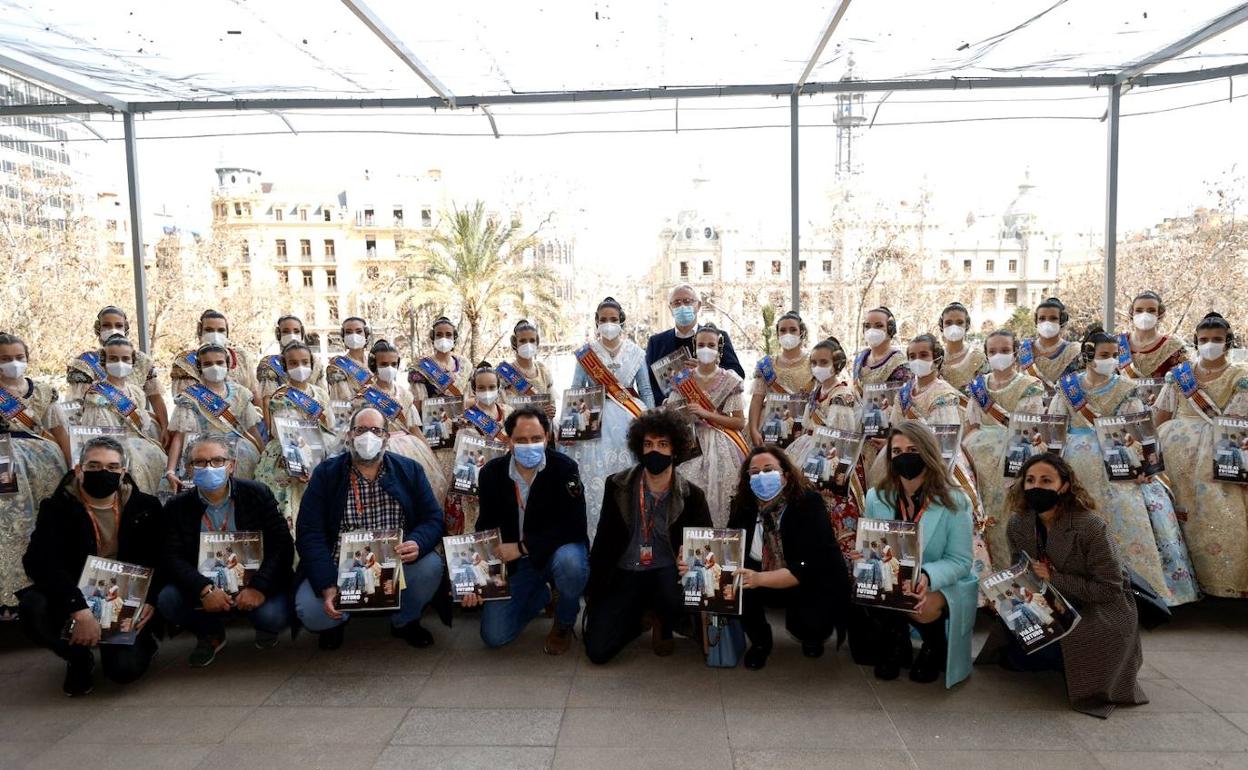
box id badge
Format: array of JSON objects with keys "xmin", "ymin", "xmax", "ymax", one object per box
[{"xmin": 639, "ymin": 545, "xmax": 653, "ymax": 567}]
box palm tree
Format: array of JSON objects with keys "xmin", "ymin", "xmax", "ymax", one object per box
[{"xmin": 399, "ymin": 201, "xmax": 557, "ymax": 362}]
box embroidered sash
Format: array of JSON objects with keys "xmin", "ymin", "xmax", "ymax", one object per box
[
  {"xmin": 0, "ymin": 387, "xmax": 48, "ymax": 437},
  {"xmin": 852, "ymin": 349, "xmax": 870, "ymax": 384},
  {"xmin": 968, "ymin": 376, "xmax": 1010, "ymax": 426},
  {"xmin": 496, "ymin": 362, "xmax": 534, "ymax": 395},
  {"xmin": 671, "ymin": 369, "xmax": 749, "ymax": 458},
  {"xmin": 186, "ymin": 383, "xmax": 263, "ymax": 453},
  {"xmin": 1058, "ymin": 372, "xmax": 1101, "ymax": 425},
  {"xmin": 70, "ymin": 351, "xmax": 108, "ymax": 382},
  {"xmin": 273, "ymin": 385, "xmax": 324, "ymax": 421},
  {"xmin": 755, "ymin": 355, "xmax": 792, "ymax": 395},
  {"xmin": 87, "ymin": 380, "xmax": 147, "ymax": 434},
  {"xmin": 329, "ymin": 355, "xmax": 372, "ymax": 390},
  {"xmin": 1017, "ymin": 340, "xmax": 1044, "ymax": 383},
  {"xmin": 416, "ymin": 357, "xmax": 464, "ymax": 399},
  {"xmin": 899, "ymin": 380, "xmax": 916, "ymax": 419},
  {"xmin": 259, "ymin": 355, "xmax": 287, "ymax": 385},
  {"xmin": 1116, "ymin": 332, "xmax": 1142, "ymax": 378},
  {"xmin": 1173, "ymin": 362, "xmax": 1221, "ymax": 423},
  {"xmin": 172, "ymin": 350, "xmax": 200, "ymax": 383},
  {"xmin": 574, "ymin": 344, "xmax": 645, "ymax": 419},
  {"xmin": 463, "ymin": 406, "xmax": 502, "ymax": 439},
  {"xmin": 359, "ymin": 385, "xmax": 406, "ymax": 427}
]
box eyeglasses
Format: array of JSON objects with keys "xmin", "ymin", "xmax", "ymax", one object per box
[
  {"xmin": 670, "ymin": 298, "xmax": 697, "ymax": 308},
  {"xmin": 350, "ymin": 426, "xmax": 387, "ymax": 437},
  {"xmin": 189, "ymin": 458, "xmax": 231, "ymax": 469},
  {"xmin": 82, "ymin": 462, "xmax": 125, "ymax": 472}
]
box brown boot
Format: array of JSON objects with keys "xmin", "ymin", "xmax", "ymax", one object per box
[{"xmin": 544, "ymin": 621, "xmax": 573, "ymax": 655}]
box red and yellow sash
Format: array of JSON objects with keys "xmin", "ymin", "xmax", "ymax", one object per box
[
  {"xmin": 671, "ymin": 369, "xmax": 749, "ymax": 458},
  {"xmin": 575, "ymin": 344, "xmax": 645, "ymax": 419}
]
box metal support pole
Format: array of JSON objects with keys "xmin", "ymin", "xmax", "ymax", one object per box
[
  {"xmin": 1103, "ymin": 84, "xmax": 1121, "ymax": 329},
  {"xmin": 122, "ymin": 112, "xmax": 150, "ymax": 353},
  {"xmin": 790, "ymin": 92, "xmax": 800, "ymax": 312}
]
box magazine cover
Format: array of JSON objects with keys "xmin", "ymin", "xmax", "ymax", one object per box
[
  {"xmin": 508, "ymin": 393, "xmax": 552, "ymax": 414},
  {"xmin": 981, "ymin": 554, "xmax": 1081, "ymax": 653},
  {"xmin": 860, "ymin": 382, "xmax": 905, "ymax": 439},
  {"xmin": 420, "ymin": 395, "xmax": 464, "ymax": 450},
  {"xmin": 851, "ymin": 518, "xmax": 921, "ymax": 613},
  {"xmin": 450, "ymin": 431, "xmax": 508, "ymax": 496},
  {"xmin": 803, "ymin": 427, "xmax": 863, "ymax": 495},
  {"xmin": 760, "ymin": 392, "xmax": 807, "ymax": 449},
  {"xmin": 680, "ymin": 528, "xmax": 745, "ymax": 615},
  {"xmin": 1095, "ymin": 411, "xmax": 1163, "ymax": 481},
  {"xmin": 197, "ymin": 531, "xmax": 263, "ymax": 597},
  {"xmin": 67, "ymin": 425, "xmax": 126, "ymax": 466},
  {"xmin": 650, "ymin": 348, "xmax": 693, "ymax": 397},
  {"xmin": 73, "ymin": 557, "xmax": 152, "ymax": 645},
  {"xmin": 274, "ymin": 416, "xmax": 325, "ymax": 480},
  {"xmin": 558, "ymin": 386, "xmax": 604, "ymax": 442},
  {"xmin": 443, "ymin": 529, "xmax": 510, "ymax": 602},
  {"xmin": 57, "ymin": 398, "xmax": 84, "ymax": 427},
  {"xmin": 333, "ymin": 529, "xmax": 403, "ymax": 611},
  {"xmin": 1002, "ymin": 413, "xmax": 1069, "ymax": 478},
  {"xmin": 931, "ymin": 423, "xmax": 963, "ymax": 470},
  {"xmin": 330, "ymin": 400, "xmax": 354, "ymax": 435},
  {"xmin": 0, "ymin": 434, "xmax": 16, "ymax": 495},
  {"xmin": 1132, "ymin": 377, "xmax": 1166, "ymax": 408},
  {"xmin": 1213, "ymin": 416, "xmax": 1248, "ymax": 484}
]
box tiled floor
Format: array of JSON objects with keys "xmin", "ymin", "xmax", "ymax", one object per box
[{"xmin": 2, "ymin": 598, "xmax": 1247, "ymax": 769}]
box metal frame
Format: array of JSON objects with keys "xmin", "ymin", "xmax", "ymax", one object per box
[
  {"xmin": 1103, "ymin": 84, "xmax": 1121, "ymax": 329},
  {"xmin": 122, "ymin": 112, "xmax": 149, "ymax": 352}
]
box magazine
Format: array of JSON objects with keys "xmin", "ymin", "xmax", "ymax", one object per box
[
  {"xmin": 650, "ymin": 348, "xmax": 693, "ymax": 397},
  {"xmin": 680, "ymin": 528, "xmax": 745, "ymax": 615},
  {"xmin": 67, "ymin": 425, "xmax": 126, "ymax": 466},
  {"xmin": 981, "ymin": 553, "xmax": 1080, "ymax": 653},
  {"xmin": 274, "ymin": 416, "xmax": 325, "ymax": 480},
  {"xmin": 0, "ymin": 434, "xmax": 16, "ymax": 495},
  {"xmin": 420, "ymin": 395, "xmax": 464, "ymax": 450},
  {"xmin": 508, "ymin": 393, "xmax": 552, "ymax": 414},
  {"xmin": 197, "ymin": 531, "xmax": 263, "ymax": 597},
  {"xmin": 450, "ymin": 431, "xmax": 508, "ymax": 496},
  {"xmin": 1213, "ymin": 416, "xmax": 1248, "ymax": 484},
  {"xmin": 803, "ymin": 427, "xmax": 863, "ymax": 495},
  {"xmin": 851, "ymin": 518, "xmax": 921, "ymax": 613},
  {"xmin": 760, "ymin": 392, "xmax": 807, "ymax": 449},
  {"xmin": 931, "ymin": 423, "xmax": 963, "ymax": 471},
  {"xmin": 333, "ymin": 529, "xmax": 403, "ymax": 611},
  {"xmin": 330, "ymin": 400, "xmax": 354, "ymax": 435},
  {"xmin": 1002, "ymin": 413, "xmax": 1069, "ymax": 478},
  {"xmin": 860, "ymin": 382, "xmax": 905, "ymax": 439},
  {"xmin": 72, "ymin": 557, "xmax": 152, "ymax": 645},
  {"xmin": 443, "ymin": 529, "xmax": 510, "ymax": 602},
  {"xmin": 1132, "ymin": 377, "xmax": 1166, "ymax": 409},
  {"xmin": 558, "ymin": 386, "xmax": 604, "ymax": 442},
  {"xmin": 57, "ymin": 398, "xmax": 84, "ymax": 427},
  {"xmin": 1094, "ymin": 411, "xmax": 1163, "ymax": 481}
]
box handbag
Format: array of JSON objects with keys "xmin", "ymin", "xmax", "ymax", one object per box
[
  {"xmin": 1127, "ymin": 567, "xmax": 1171, "ymax": 630},
  {"xmin": 703, "ymin": 613, "xmax": 745, "ymax": 668}
]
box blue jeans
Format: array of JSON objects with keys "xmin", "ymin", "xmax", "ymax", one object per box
[
  {"xmin": 156, "ymin": 583, "xmax": 290, "ymax": 639},
  {"xmin": 295, "ymin": 551, "xmax": 444, "ymax": 632},
  {"xmin": 480, "ymin": 542, "xmax": 589, "ymax": 648}
]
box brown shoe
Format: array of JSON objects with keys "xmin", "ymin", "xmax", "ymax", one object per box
[
  {"xmin": 544, "ymin": 621, "xmax": 573, "ymax": 655},
  {"xmin": 543, "ymin": 586, "xmax": 560, "ymax": 619},
  {"xmin": 652, "ymin": 623, "xmax": 675, "ymax": 657}
]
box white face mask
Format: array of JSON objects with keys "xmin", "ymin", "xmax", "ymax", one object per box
[
  {"xmin": 0, "ymin": 360, "xmax": 28, "ymax": 379},
  {"xmin": 280, "ymin": 332, "xmax": 302, "ymax": 346},
  {"xmin": 942, "ymin": 324, "xmax": 966, "ymax": 343},
  {"xmin": 1133, "ymin": 312, "xmax": 1158, "ymax": 331},
  {"xmin": 353, "ymin": 431, "xmax": 384, "ymax": 461},
  {"xmin": 376, "ymin": 365, "xmax": 398, "ymax": 383},
  {"xmin": 106, "ymin": 361, "xmax": 133, "ymax": 379},
  {"xmin": 344, "ymin": 333, "xmax": 367, "ymax": 350},
  {"xmin": 433, "ymin": 337, "xmax": 455, "ymax": 353},
  {"xmin": 1199, "ymin": 341, "xmax": 1226, "ymax": 361},
  {"xmin": 695, "ymin": 347, "xmax": 718, "ymax": 365},
  {"xmin": 98, "ymin": 327, "xmax": 125, "ymax": 344},
  {"xmin": 287, "ymin": 365, "xmax": 312, "ymax": 383},
  {"xmin": 1036, "ymin": 321, "xmax": 1061, "ymax": 339},
  {"xmin": 988, "ymin": 353, "xmax": 1015, "ymax": 372},
  {"xmin": 1091, "ymin": 357, "xmax": 1118, "ymax": 376},
  {"xmin": 516, "ymin": 342, "xmax": 537, "ymax": 360},
  {"xmin": 778, "ymin": 333, "xmax": 801, "ymax": 351},
  {"xmin": 864, "ymin": 328, "xmax": 888, "ymax": 348},
  {"xmin": 201, "ymin": 331, "xmax": 228, "ymax": 347},
  {"xmin": 598, "ymin": 322, "xmax": 622, "ymax": 341},
  {"xmin": 811, "ymin": 365, "xmax": 833, "ymax": 383},
  {"xmin": 201, "ymin": 364, "xmax": 228, "ymax": 383},
  {"xmin": 476, "ymin": 389, "xmax": 500, "ymax": 406},
  {"xmin": 908, "ymin": 359, "xmax": 935, "ymax": 378}
]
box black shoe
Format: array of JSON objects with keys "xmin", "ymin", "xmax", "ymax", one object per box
[
  {"xmin": 873, "ymin": 658, "xmax": 901, "ymax": 681},
  {"xmin": 909, "ymin": 644, "xmax": 944, "ymax": 684},
  {"xmin": 801, "ymin": 641, "xmax": 825, "ymax": 659},
  {"xmin": 743, "ymin": 645, "xmax": 771, "ymax": 670},
  {"xmin": 62, "ymin": 653, "xmax": 95, "ymax": 697},
  {"xmin": 318, "ymin": 623, "xmax": 346, "ymax": 651},
  {"xmin": 391, "ymin": 621, "xmax": 434, "ymax": 649}
]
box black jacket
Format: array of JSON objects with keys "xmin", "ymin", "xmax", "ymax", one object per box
[
  {"xmin": 162, "ymin": 479, "xmax": 295, "ymax": 601},
  {"xmin": 587, "ymin": 465, "xmax": 712, "ymax": 605},
  {"xmin": 22, "ymin": 471, "xmax": 165, "ymax": 616},
  {"xmin": 476, "ymin": 449, "xmax": 588, "ymax": 572},
  {"xmin": 728, "ymin": 488, "xmax": 850, "ymax": 643}
]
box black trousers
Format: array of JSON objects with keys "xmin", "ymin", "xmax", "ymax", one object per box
[
  {"xmin": 19, "ymin": 588, "xmax": 158, "ymax": 685},
  {"xmin": 584, "ymin": 565, "xmax": 683, "ymax": 665},
  {"xmin": 741, "ymin": 586, "xmax": 793, "ymax": 650},
  {"xmin": 867, "ymin": 605, "xmax": 947, "ymax": 656}
]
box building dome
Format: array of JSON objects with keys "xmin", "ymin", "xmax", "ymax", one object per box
[{"xmin": 1000, "ymin": 171, "xmax": 1039, "ymax": 243}]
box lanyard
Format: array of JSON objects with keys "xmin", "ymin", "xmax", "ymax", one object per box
[
  {"xmin": 201, "ymin": 502, "xmax": 232, "ymax": 533},
  {"xmin": 79, "ymin": 490, "xmax": 121, "ymax": 552},
  {"xmin": 639, "ymin": 478, "xmax": 655, "ymax": 544},
  {"xmin": 513, "ymin": 481, "xmax": 528, "ymax": 515},
  {"xmin": 350, "ymin": 473, "xmax": 364, "ymax": 517},
  {"xmin": 898, "ymin": 493, "xmax": 927, "ymax": 524}
]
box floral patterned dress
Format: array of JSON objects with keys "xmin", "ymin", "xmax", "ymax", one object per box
[
  {"xmin": 254, "ymin": 383, "xmax": 337, "ymax": 527},
  {"xmin": 1024, "ymin": 338, "xmax": 1081, "ymax": 402},
  {"xmin": 783, "ymin": 380, "xmax": 862, "ymax": 557},
  {"xmin": 854, "ymin": 348, "xmax": 911, "ymax": 478},
  {"xmin": 78, "ymin": 380, "xmax": 167, "ymax": 496},
  {"xmin": 168, "ymin": 383, "xmax": 262, "ymax": 479},
  {"xmin": 410, "ymin": 355, "xmax": 472, "ymax": 534},
  {"xmin": 941, "ymin": 346, "xmax": 987, "ymax": 398},
  {"xmin": 666, "ymin": 367, "xmax": 747, "ymax": 526}
]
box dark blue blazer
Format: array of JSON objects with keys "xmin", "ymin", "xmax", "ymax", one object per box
[
  {"xmin": 645, "ymin": 327, "xmax": 744, "ymax": 405},
  {"xmin": 295, "ymin": 451, "xmax": 444, "ymax": 593}
]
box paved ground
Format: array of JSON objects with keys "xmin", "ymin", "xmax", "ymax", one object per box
[{"xmin": 0, "ymin": 598, "xmax": 1247, "ymax": 769}]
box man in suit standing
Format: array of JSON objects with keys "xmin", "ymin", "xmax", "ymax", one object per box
[{"xmin": 645, "ymin": 284, "xmax": 743, "ymax": 405}]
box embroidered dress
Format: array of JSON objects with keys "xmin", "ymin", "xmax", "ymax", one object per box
[
  {"xmin": 66, "ymin": 348, "xmax": 162, "ymax": 406},
  {"xmin": 853, "ymin": 348, "xmax": 910, "ymax": 476},
  {"xmin": 254, "ymin": 383, "xmax": 337, "ymax": 525},
  {"xmin": 1156, "ymin": 363, "xmax": 1248, "ymax": 598},
  {"xmin": 1124, "ymin": 334, "xmax": 1188, "ymax": 379},
  {"xmin": 351, "ymin": 381, "xmax": 449, "ymax": 505},
  {"xmin": 964, "ymin": 372, "xmax": 1046, "ymax": 568},
  {"xmin": 1051, "ymin": 373, "xmax": 1198, "ymax": 605},
  {"xmin": 666, "ymin": 368, "xmax": 747, "ymax": 526},
  {"xmin": 448, "ymin": 402, "xmax": 512, "ymax": 534},
  {"xmin": 561, "ymin": 339, "xmax": 655, "ymax": 538},
  {"xmin": 79, "ymin": 380, "xmax": 167, "ymax": 496},
  {"xmin": 169, "ymin": 382, "xmax": 262, "ymax": 479},
  {"xmin": 751, "ymin": 353, "xmax": 813, "ymax": 397},
  {"xmin": 1025, "ymin": 338, "xmax": 1082, "ymax": 397},
  {"xmin": 0, "ymin": 380, "xmax": 67, "ymax": 606},
  {"xmin": 326, "ymin": 354, "xmax": 373, "ymax": 402},
  {"xmin": 171, "ymin": 347, "xmax": 259, "ymax": 398},
  {"xmin": 256, "ymin": 353, "xmax": 328, "ymax": 402},
  {"xmin": 783, "ymin": 380, "xmax": 863, "ymax": 556},
  {"xmin": 941, "ymin": 346, "xmax": 987, "ymax": 396},
  {"xmin": 501, "ymin": 359, "xmax": 555, "ymax": 398},
  {"xmin": 411, "ymin": 354, "xmax": 472, "ymax": 533}
]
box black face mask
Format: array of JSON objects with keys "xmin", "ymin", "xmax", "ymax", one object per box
[
  {"xmin": 641, "ymin": 450, "xmax": 674, "ymax": 475},
  {"xmin": 1023, "ymin": 487, "xmax": 1061, "ymax": 514},
  {"xmin": 890, "ymin": 452, "xmax": 926, "ymax": 480},
  {"xmin": 81, "ymin": 469, "xmax": 122, "ymax": 498}
]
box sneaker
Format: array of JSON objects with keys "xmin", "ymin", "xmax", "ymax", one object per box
[
  {"xmin": 62, "ymin": 654, "xmax": 95, "ymax": 697},
  {"xmin": 254, "ymin": 630, "xmax": 279, "ymax": 650},
  {"xmin": 391, "ymin": 621, "xmax": 434, "ymax": 649},
  {"xmin": 544, "ymin": 621, "xmax": 573, "ymax": 655},
  {"xmin": 318, "ymin": 623, "xmax": 346, "ymax": 651},
  {"xmin": 188, "ymin": 636, "xmax": 226, "ymax": 668}
]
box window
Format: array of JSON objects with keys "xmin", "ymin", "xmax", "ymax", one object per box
[
  {"xmin": 219, "ymin": 269, "xmax": 229, "ymax": 287},
  {"xmin": 242, "ymin": 203, "xmax": 251, "ymax": 216},
  {"xmin": 364, "ymin": 208, "xmax": 375, "ymax": 226},
  {"xmin": 323, "ymin": 209, "xmax": 332, "ymax": 222},
  {"xmin": 1008, "ymin": 259, "xmax": 1017, "ymax": 272},
  {"xmin": 823, "ymin": 260, "xmax": 833, "ymax": 274},
  {"xmin": 421, "ymin": 208, "xmax": 432, "ymax": 227},
  {"xmin": 393, "ymin": 208, "xmax": 403, "ymax": 226},
  {"xmin": 324, "ymin": 239, "xmax": 336, "ymax": 258},
  {"xmin": 394, "ymin": 235, "xmax": 404, "ymax": 252},
  {"xmin": 983, "ymin": 288, "xmax": 997, "ymax": 307},
  {"xmin": 679, "ymin": 261, "xmax": 688, "ymax": 278},
  {"xmin": 771, "ymin": 260, "xmax": 782, "ymax": 275},
  {"xmin": 327, "ymin": 299, "xmax": 339, "ymax": 321},
  {"xmin": 279, "ymin": 270, "xmax": 289, "ymax": 284},
  {"xmin": 1043, "ymin": 259, "xmax": 1051, "ymax": 272},
  {"xmin": 985, "ymin": 259, "xmax": 995, "ymax": 273},
  {"xmin": 299, "ymin": 239, "xmax": 311, "ymax": 257},
  {"xmin": 105, "ymin": 219, "xmax": 117, "ymax": 232},
  {"xmin": 301, "ymin": 270, "xmax": 313, "ymax": 288},
  {"xmin": 1005, "ymin": 288, "xmax": 1019, "ymax": 307},
  {"xmin": 326, "ymin": 269, "xmax": 337, "ymax": 288},
  {"xmin": 799, "ymin": 260, "xmax": 807, "ymax": 273},
  {"xmin": 274, "ymin": 208, "xmax": 283, "ymax": 222},
  {"xmin": 940, "ymin": 260, "xmax": 950, "ymax": 272},
  {"xmin": 962, "ymin": 259, "xmax": 972, "ymax": 274},
  {"xmin": 299, "ymin": 208, "xmax": 308, "ymax": 222},
  {"xmin": 366, "ymin": 238, "xmax": 377, "ymax": 258},
  {"xmin": 745, "ymin": 260, "xmax": 755, "ymax": 276},
  {"xmin": 276, "ymin": 239, "xmax": 287, "ymax": 257},
  {"xmin": 109, "ymin": 242, "xmax": 124, "ymax": 256},
  {"xmin": 233, "ymin": 202, "xmax": 241, "ymax": 216},
  {"xmin": 241, "ymin": 242, "xmax": 249, "ymax": 259},
  {"xmin": 702, "ymin": 260, "xmax": 713, "ymax": 276},
  {"xmin": 366, "ymin": 265, "xmax": 380, "ymax": 280}
]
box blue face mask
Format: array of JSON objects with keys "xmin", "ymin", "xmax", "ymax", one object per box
[
  {"xmin": 513, "ymin": 441, "xmax": 546, "ymax": 469},
  {"xmin": 749, "ymin": 470, "xmax": 784, "ymax": 501},
  {"xmin": 192, "ymin": 465, "xmax": 230, "ymax": 492},
  {"xmin": 673, "ymin": 305, "xmax": 697, "ymax": 327}
]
